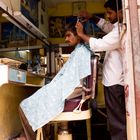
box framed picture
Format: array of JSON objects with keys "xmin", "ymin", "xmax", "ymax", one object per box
[
  {"xmin": 1, "ymin": 22, "xmax": 27, "ymax": 41},
  {"xmin": 21, "ymin": 0, "xmax": 38, "ymax": 26},
  {"xmin": 48, "ymin": 14, "xmax": 105, "ymax": 38},
  {"xmin": 49, "ymin": 16, "xmax": 65, "ymax": 38},
  {"xmin": 72, "ymin": 2, "xmax": 86, "ymax": 16},
  {"xmin": 65, "ymin": 16, "xmax": 77, "ymax": 25}
]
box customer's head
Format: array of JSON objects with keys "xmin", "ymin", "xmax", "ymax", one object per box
[
  {"xmin": 104, "ymin": 0, "xmax": 122, "ymax": 23},
  {"xmin": 64, "ymin": 22, "xmax": 83, "ymax": 46}
]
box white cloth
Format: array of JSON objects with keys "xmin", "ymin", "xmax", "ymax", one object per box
[
  {"xmin": 20, "ymin": 44, "xmax": 91, "ymax": 131},
  {"xmin": 89, "ymin": 19, "xmax": 124, "ymax": 86}
]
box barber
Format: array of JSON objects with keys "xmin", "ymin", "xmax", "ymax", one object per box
[{"xmin": 76, "ymin": 0, "xmax": 127, "ymax": 140}]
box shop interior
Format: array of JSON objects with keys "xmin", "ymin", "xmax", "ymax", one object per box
[{"xmin": 0, "ymin": 0, "xmax": 110, "ymax": 140}]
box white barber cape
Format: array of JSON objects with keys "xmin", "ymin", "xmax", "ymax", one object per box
[{"xmin": 20, "ymin": 43, "xmax": 91, "ymax": 131}]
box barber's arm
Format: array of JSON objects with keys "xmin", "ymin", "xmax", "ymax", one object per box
[
  {"xmin": 76, "ymin": 21, "xmax": 120, "ymax": 52},
  {"xmin": 96, "ymin": 18, "xmax": 114, "ymax": 33},
  {"xmin": 88, "ymin": 14, "xmax": 114, "ymax": 33}
]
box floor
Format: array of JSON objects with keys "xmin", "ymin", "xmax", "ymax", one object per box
[{"xmin": 71, "ymin": 108, "xmax": 111, "ymax": 140}]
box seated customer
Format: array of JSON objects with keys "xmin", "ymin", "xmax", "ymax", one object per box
[{"xmin": 19, "ymin": 22, "xmax": 92, "ymax": 140}]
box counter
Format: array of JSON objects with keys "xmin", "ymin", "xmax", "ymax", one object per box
[{"xmin": 0, "ymin": 64, "xmax": 46, "ymax": 139}]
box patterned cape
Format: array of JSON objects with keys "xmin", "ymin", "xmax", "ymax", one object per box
[{"xmin": 20, "ymin": 43, "xmax": 91, "ymax": 131}]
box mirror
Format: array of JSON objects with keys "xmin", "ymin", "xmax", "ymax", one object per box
[{"xmin": 0, "ymin": 5, "xmax": 49, "ymax": 76}]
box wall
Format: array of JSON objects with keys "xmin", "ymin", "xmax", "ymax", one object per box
[
  {"xmin": 38, "ymin": 1, "xmax": 49, "ymax": 37},
  {"xmin": 0, "ymin": 83, "xmax": 39, "ymax": 139}
]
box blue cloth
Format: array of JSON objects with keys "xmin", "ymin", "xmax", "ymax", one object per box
[{"xmin": 20, "ymin": 43, "xmax": 91, "ymax": 131}]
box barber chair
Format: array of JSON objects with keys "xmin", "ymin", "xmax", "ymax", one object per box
[{"xmin": 36, "ymin": 55, "xmax": 99, "ymax": 140}]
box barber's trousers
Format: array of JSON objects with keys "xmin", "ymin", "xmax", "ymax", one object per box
[{"xmin": 104, "ymin": 85, "xmax": 127, "ymax": 140}]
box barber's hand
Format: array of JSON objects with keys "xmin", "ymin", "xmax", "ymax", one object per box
[{"xmin": 75, "ymin": 21, "xmax": 84, "ymax": 36}]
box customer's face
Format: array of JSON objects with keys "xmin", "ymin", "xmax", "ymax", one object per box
[
  {"xmin": 65, "ymin": 31, "xmax": 80, "ymax": 46},
  {"xmin": 105, "ymin": 7, "xmax": 118, "ymax": 23}
]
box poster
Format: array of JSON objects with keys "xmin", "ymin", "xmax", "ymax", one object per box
[{"xmin": 49, "ymin": 14, "xmax": 105, "ymax": 38}]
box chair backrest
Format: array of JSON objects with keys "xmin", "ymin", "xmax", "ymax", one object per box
[
  {"xmin": 88, "ymin": 55, "xmax": 99, "ymax": 110},
  {"xmin": 85, "ymin": 55, "xmax": 99, "ymax": 98},
  {"xmin": 64, "ymin": 55, "xmax": 99, "ymax": 112}
]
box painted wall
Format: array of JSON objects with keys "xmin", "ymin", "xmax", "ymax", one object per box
[
  {"xmin": 0, "ymin": 83, "xmax": 39, "ymax": 139},
  {"xmin": 47, "ymin": 1, "xmax": 105, "ymax": 44}
]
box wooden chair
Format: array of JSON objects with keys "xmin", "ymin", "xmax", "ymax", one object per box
[{"xmin": 36, "ymin": 55, "xmax": 99, "ymax": 140}]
